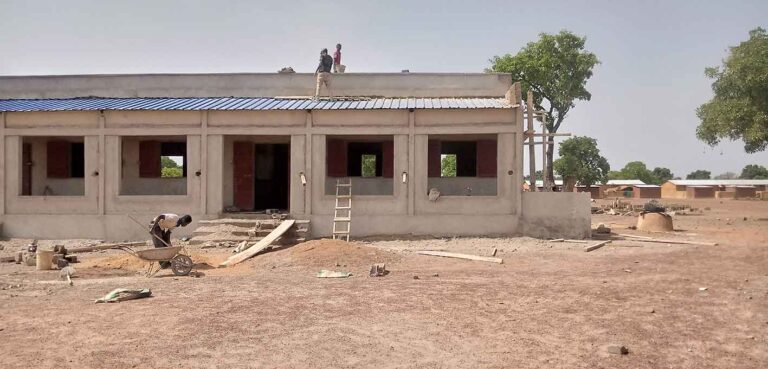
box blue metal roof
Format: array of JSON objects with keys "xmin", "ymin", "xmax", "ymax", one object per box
[{"xmin": 0, "ymin": 97, "xmax": 513, "ymax": 112}]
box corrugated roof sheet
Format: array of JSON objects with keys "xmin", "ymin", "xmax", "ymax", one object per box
[
  {"xmin": 667, "ymin": 179, "xmax": 768, "ymax": 186},
  {"xmin": 0, "ymin": 97, "xmax": 513, "ymax": 112},
  {"xmin": 606, "ymin": 180, "xmax": 646, "ymax": 186}
]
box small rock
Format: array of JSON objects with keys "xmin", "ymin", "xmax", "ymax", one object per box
[
  {"xmin": 699, "ymin": 287, "xmax": 708, "ymax": 291},
  {"xmin": 623, "ymin": 269, "xmax": 632, "ymax": 273},
  {"xmin": 649, "ymin": 308, "xmax": 655, "ymax": 313},
  {"xmin": 748, "ymin": 335, "xmax": 756, "ymax": 340},
  {"xmin": 607, "ymin": 345, "xmax": 629, "ymax": 355},
  {"xmin": 432, "ymin": 273, "xmax": 439, "ymax": 277},
  {"xmin": 413, "ymin": 275, "xmax": 420, "ymax": 280}
]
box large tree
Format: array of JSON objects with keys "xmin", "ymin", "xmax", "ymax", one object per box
[
  {"xmin": 714, "ymin": 171, "xmax": 739, "ymax": 179},
  {"xmin": 740, "ymin": 164, "xmax": 768, "ymax": 179},
  {"xmin": 651, "ymin": 167, "xmax": 674, "ymax": 184},
  {"xmin": 488, "ymin": 30, "xmax": 599, "ymax": 184},
  {"xmin": 609, "ymin": 161, "xmax": 657, "ymax": 184},
  {"xmin": 696, "ymin": 28, "xmax": 768, "ymax": 153},
  {"xmin": 552, "ymin": 136, "xmax": 609, "ymax": 188},
  {"xmin": 686, "ymin": 170, "xmax": 712, "ymax": 180}
]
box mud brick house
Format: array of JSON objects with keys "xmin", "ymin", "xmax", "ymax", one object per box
[{"xmin": 0, "ymin": 73, "xmax": 590, "ymax": 240}]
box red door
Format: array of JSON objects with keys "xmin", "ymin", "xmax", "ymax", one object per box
[
  {"xmin": 22, "ymin": 143, "xmax": 32, "ymax": 196},
  {"xmin": 233, "ymin": 142, "xmax": 255, "ymax": 211}
]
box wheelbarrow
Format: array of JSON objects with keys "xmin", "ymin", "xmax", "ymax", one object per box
[{"xmin": 117, "ymin": 245, "xmax": 194, "ymax": 277}]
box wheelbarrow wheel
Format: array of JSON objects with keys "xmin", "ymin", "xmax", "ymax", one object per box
[{"xmin": 171, "ymin": 255, "xmax": 193, "ymax": 276}]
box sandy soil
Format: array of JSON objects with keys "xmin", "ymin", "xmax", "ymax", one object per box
[{"xmin": 1, "ymin": 198, "xmax": 767, "ymax": 368}]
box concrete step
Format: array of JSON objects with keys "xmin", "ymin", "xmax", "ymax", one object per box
[{"xmin": 198, "ymin": 219, "xmax": 258, "ymax": 228}]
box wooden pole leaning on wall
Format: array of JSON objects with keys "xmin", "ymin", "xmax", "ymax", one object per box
[
  {"xmin": 526, "ymin": 91, "xmax": 536, "ymax": 192},
  {"xmin": 541, "ymin": 117, "xmax": 548, "ymax": 191}
]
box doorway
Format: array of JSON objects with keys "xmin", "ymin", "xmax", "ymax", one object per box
[{"xmin": 233, "ymin": 142, "xmax": 290, "ymax": 212}]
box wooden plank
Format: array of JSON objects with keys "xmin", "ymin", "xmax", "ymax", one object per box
[
  {"xmin": 526, "ymin": 91, "xmax": 536, "ymax": 192},
  {"xmin": 220, "ymin": 219, "xmax": 295, "ymax": 267},
  {"xmin": 68, "ymin": 241, "xmax": 147, "ymax": 254},
  {"xmin": 416, "ymin": 250, "xmax": 503, "ymax": 264},
  {"xmin": 616, "ymin": 233, "xmax": 654, "ymax": 240},
  {"xmin": 617, "ymin": 237, "xmax": 717, "ymax": 246},
  {"xmin": 584, "ymin": 240, "xmax": 611, "ymax": 252}
]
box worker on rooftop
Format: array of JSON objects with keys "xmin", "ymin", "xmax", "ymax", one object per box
[
  {"xmin": 333, "ymin": 43, "xmax": 343, "ymax": 73},
  {"xmin": 315, "ymin": 48, "xmax": 334, "ymax": 98}
]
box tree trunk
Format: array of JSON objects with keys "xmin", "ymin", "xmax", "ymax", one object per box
[{"xmin": 545, "ymin": 135, "xmax": 556, "ymax": 189}]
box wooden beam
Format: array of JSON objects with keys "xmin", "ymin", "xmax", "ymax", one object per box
[
  {"xmin": 584, "ymin": 240, "xmax": 611, "ymax": 252},
  {"xmin": 416, "ymin": 250, "xmax": 503, "ymax": 264},
  {"xmin": 526, "ymin": 91, "xmax": 536, "ymax": 192},
  {"xmin": 220, "ymin": 219, "xmax": 296, "ymax": 267},
  {"xmin": 615, "ymin": 237, "xmax": 717, "ymax": 246}
]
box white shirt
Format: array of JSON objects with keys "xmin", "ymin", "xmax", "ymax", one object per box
[{"xmin": 156, "ymin": 213, "xmax": 180, "ymax": 231}]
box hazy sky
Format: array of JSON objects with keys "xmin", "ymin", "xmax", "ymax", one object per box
[{"xmin": 1, "ymin": 0, "xmax": 766, "ymax": 177}]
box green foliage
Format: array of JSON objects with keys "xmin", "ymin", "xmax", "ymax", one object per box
[
  {"xmin": 609, "ymin": 161, "xmax": 657, "ymax": 184},
  {"xmin": 161, "ymin": 156, "xmax": 180, "ymax": 169},
  {"xmin": 651, "ymin": 167, "xmax": 674, "ymax": 184},
  {"xmin": 714, "ymin": 172, "xmax": 739, "ymax": 179},
  {"xmin": 161, "ymin": 167, "xmax": 183, "ymax": 178},
  {"xmin": 441, "ymin": 154, "xmax": 457, "ymax": 177},
  {"xmin": 524, "ymin": 170, "xmax": 543, "ymax": 181},
  {"xmin": 740, "ymin": 164, "xmax": 768, "ymax": 179},
  {"xmin": 487, "ymin": 30, "xmax": 599, "ymax": 181},
  {"xmin": 696, "ymin": 28, "xmax": 768, "ymax": 153},
  {"xmin": 361, "ymin": 155, "xmax": 376, "ymax": 177},
  {"xmin": 686, "ymin": 170, "xmax": 712, "ymax": 180},
  {"xmin": 552, "ymin": 136, "xmax": 609, "ymax": 187}
]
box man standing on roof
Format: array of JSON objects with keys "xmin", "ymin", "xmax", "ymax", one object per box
[
  {"xmin": 315, "ymin": 48, "xmax": 334, "ymax": 98},
  {"xmin": 333, "ymin": 43, "xmax": 344, "ymax": 73}
]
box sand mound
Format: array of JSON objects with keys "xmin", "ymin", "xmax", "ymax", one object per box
[
  {"xmin": 80, "ymin": 251, "xmax": 221, "ymax": 272},
  {"xmin": 251, "ymin": 238, "xmax": 399, "ymax": 268}
]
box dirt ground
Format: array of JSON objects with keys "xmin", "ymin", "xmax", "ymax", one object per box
[{"xmin": 1, "ymin": 198, "xmax": 767, "ymax": 368}]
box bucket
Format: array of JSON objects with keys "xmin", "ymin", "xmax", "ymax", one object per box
[{"xmin": 36, "ymin": 249, "xmax": 55, "ymax": 270}]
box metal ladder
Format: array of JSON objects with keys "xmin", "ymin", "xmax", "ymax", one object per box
[{"xmin": 332, "ymin": 178, "xmax": 352, "ymax": 241}]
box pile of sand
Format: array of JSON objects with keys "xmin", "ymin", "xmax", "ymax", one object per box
[
  {"xmin": 79, "ymin": 251, "xmax": 221, "ymax": 272},
  {"xmin": 251, "ymin": 239, "xmax": 400, "ymax": 269}
]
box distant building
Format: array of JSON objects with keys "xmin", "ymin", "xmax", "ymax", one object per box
[
  {"xmin": 661, "ymin": 180, "xmax": 768, "ymax": 199},
  {"xmin": 633, "ymin": 184, "xmax": 661, "ymax": 199}
]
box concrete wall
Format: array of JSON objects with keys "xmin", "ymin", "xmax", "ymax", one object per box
[
  {"xmin": 0, "ymin": 73, "xmax": 514, "ymax": 99},
  {"xmin": 427, "ymin": 178, "xmax": 497, "ymax": 196},
  {"xmin": 520, "ymin": 192, "xmax": 591, "ymax": 239},
  {"xmin": 324, "ymin": 177, "xmax": 393, "ymax": 196},
  {"xmin": 661, "ymin": 182, "xmax": 686, "ymax": 199}
]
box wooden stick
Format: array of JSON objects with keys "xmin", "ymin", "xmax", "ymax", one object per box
[
  {"xmin": 564, "ymin": 239, "xmax": 589, "ymax": 244},
  {"xmin": 616, "ymin": 233, "xmax": 654, "ymax": 240},
  {"xmin": 584, "ymin": 240, "xmax": 611, "ymax": 252},
  {"xmin": 618, "ymin": 238, "xmax": 717, "ymax": 246},
  {"xmin": 416, "ymin": 250, "xmax": 503, "ymax": 264},
  {"xmin": 68, "ymin": 241, "xmax": 147, "ymax": 254},
  {"xmin": 549, "ymin": 238, "xmax": 565, "ymax": 242}
]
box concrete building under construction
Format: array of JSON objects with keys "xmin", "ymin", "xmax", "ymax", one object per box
[{"xmin": 0, "ymin": 73, "xmax": 590, "ymax": 240}]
